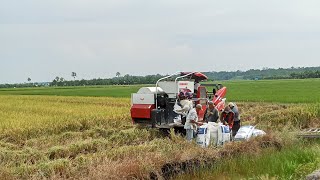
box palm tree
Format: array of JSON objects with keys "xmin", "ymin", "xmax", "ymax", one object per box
[
  {"xmin": 71, "ymin": 72, "xmax": 77, "ymax": 80},
  {"xmin": 27, "ymin": 77, "xmax": 31, "ymax": 83},
  {"xmin": 116, "ymin": 72, "xmax": 121, "ymax": 77}
]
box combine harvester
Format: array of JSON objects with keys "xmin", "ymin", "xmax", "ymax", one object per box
[
  {"xmin": 130, "ymin": 71, "xmax": 265, "ymax": 146},
  {"xmin": 130, "ymin": 71, "xmax": 226, "ymax": 129}
]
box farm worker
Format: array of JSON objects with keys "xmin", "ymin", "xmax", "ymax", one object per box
[
  {"xmin": 178, "ymin": 91, "xmax": 186, "ymax": 101},
  {"xmin": 185, "ymin": 92, "xmax": 193, "ymax": 100},
  {"xmin": 203, "ymin": 101, "xmax": 219, "ymax": 122},
  {"xmin": 228, "ymin": 102, "xmax": 241, "ymax": 136},
  {"xmin": 176, "ymin": 92, "xmax": 193, "ymax": 125},
  {"xmin": 194, "ymin": 80, "xmax": 200, "ymax": 93},
  {"xmin": 184, "ymin": 104, "xmax": 202, "ymax": 141},
  {"xmin": 220, "ymin": 106, "xmax": 235, "ymax": 128}
]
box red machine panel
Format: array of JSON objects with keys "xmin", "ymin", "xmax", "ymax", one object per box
[
  {"xmin": 213, "ymin": 87, "xmax": 227, "ymax": 105},
  {"xmin": 131, "ymin": 104, "xmax": 155, "ymax": 119}
]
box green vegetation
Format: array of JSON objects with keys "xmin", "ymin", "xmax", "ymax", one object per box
[
  {"xmin": 1, "ymin": 79, "xmax": 320, "ymax": 103},
  {"xmin": 176, "ymin": 143, "xmax": 320, "ymax": 180},
  {"xmin": 212, "ymin": 78, "xmax": 320, "ymax": 103},
  {"xmin": 290, "ymin": 70, "xmax": 320, "ymax": 79},
  {"xmin": 2, "ymin": 66, "xmax": 320, "ymax": 89},
  {"xmin": 0, "ymin": 74, "xmax": 165, "ymax": 88},
  {"xmin": 205, "ymin": 66, "xmax": 320, "ymax": 80},
  {"xmin": 0, "ymin": 85, "xmax": 142, "ymax": 97}
]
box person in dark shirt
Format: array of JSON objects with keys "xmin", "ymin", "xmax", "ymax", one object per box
[
  {"xmin": 203, "ymin": 101, "xmax": 219, "ymax": 122},
  {"xmin": 228, "ymin": 102, "xmax": 241, "ymax": 137}
]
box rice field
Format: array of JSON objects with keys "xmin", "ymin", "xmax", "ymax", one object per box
[
  {"xmin": 0, "ymin": 95, "xmax": 131, "ymax": 141},
  {"xmin": 0, "ymin": 95, "xmax": 219, "ymax": 179},
  {"xmin": 0, "ymin": 79, "xmax": 320, "ymax": 179},
  {"xmin": 0, "ymin": 85, "xmax": 142, "ymax": 98},
  {"xmin": 0, "ymin": 95, "xmax": 319, "ymax": 179},
  {"xmin": 217, "ymin": 78, "xmax": 320, "ymax": 103},
  {"xmin": 1, "ymin": 78, "xmax": 320, "ymax": 103}
]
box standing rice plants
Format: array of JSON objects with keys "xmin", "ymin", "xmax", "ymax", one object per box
[
  {"xmin": 255, "ymin": 104, "xmax": 320, "ymax": 130},
  {"xmin": 0, "ymin": 95, "xmax": 219, "ymax": 179},
  {"xmin": 0, "ymin": 94, "xmax": 319, "ymax": 179},
  {"xmin": 0, "ymin": 95, "xmax": 131, "ymax": 142}
]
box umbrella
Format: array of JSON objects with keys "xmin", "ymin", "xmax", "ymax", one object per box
[{"xmin": 180, "ymin": 72, "xmax": 208, "ymax": 81}]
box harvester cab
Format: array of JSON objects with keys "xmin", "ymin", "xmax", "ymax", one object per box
[{"xmin": 130, "ymin": 72, "xmax": 227, "ymax": 129}]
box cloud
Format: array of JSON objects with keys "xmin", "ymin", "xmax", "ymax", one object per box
[{"xmin": 1, "ymin": 0, "xmax": 320, "ymax": 83}]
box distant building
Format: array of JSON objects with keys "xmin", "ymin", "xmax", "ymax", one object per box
[{"xmin": 36, "ymin": 82, "xmax": 50, "ymax": 86}]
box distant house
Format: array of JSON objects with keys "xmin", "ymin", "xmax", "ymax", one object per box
[{"xmin": 36, "ymin": 82, "xmax": 50, "ymax": 87}]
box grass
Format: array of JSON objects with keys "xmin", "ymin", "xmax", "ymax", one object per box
[
  {"xmin": 176, "ymin": 142, "xmax": 320, "ymax": 180},
  {"xmin": 213, "ymin": 78, "xmax": 320, "ymax": 103},
  {"xmin": 0, "ymin": 85, "xmax": 142, "ymax": 98},
  {"xmin": 1, "ymin": 79, "xmax": 320, "ymax": 103}
]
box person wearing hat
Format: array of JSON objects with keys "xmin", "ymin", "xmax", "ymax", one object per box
[
  {"xmin": 203, "ymin": 101, "xmax": 219, "ymax": 123},
  {"xmin": 176, "ymin": 91, "xmax": 193, "ymax": 125},
  {"xmin": 228, "ymin": 102, "xmax": 241, "ymax": 136},
  {"xmin": 184, "ymin": 104, "xmax": 203, "ymax": 141},
  {"xmin": 220, "ymin": 106, "xmax": 235, "ymax": 129}
]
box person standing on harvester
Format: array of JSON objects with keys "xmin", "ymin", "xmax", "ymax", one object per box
[
  {"xmin": 228, "ymin": 102, "xmax": 240, "ymax": 136},
  {"xmin": 184, "ymin": 104, "xmax": 202, "ymax": 141},
  {"xmin": 203, "ymin": 101, "xmax": 219, "ymax": 122},
  {"xmin": 176, "ymin": 91, "xmax": 193, "ymax": 125},
  {"xmin": 194, "ymin": 80, "xmax": 200, "ymax": 93}
]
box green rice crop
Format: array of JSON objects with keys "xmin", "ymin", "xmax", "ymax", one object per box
[{"xmin": 1, "ymin": 79, "xmax": 320, "ymax": 103}]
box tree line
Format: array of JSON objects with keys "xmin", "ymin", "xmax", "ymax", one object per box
[
  {"xmin": 49, "ymin": 74, "xmax": 165, "ymax": 87},
  {"xmin": 1, "ymin": 67, "xmax": 320, "ymax": 88},
  {"xmin": 205, "ymin": 66, "xmax": 320, "ymax": 80},
  {"xmin": 289, "ymin": 70, "xmax": 320, "ymax": 79},
  {"xmin": 0, "ymin": 74, "xmax": 166, "ymax": 88}
]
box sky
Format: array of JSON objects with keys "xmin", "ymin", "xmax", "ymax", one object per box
[{"xmin": 1, "ymin": 0, "xmax": 320, "ymax": 83}]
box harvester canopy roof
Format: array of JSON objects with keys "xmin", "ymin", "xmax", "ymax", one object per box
[
  {"xmin": 180, "ymin": 72, "xmax": 208, "ymax": 81},
  {"xmin": 137, "ymin": 87, "xmax": 164, "ymax": 94}
]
